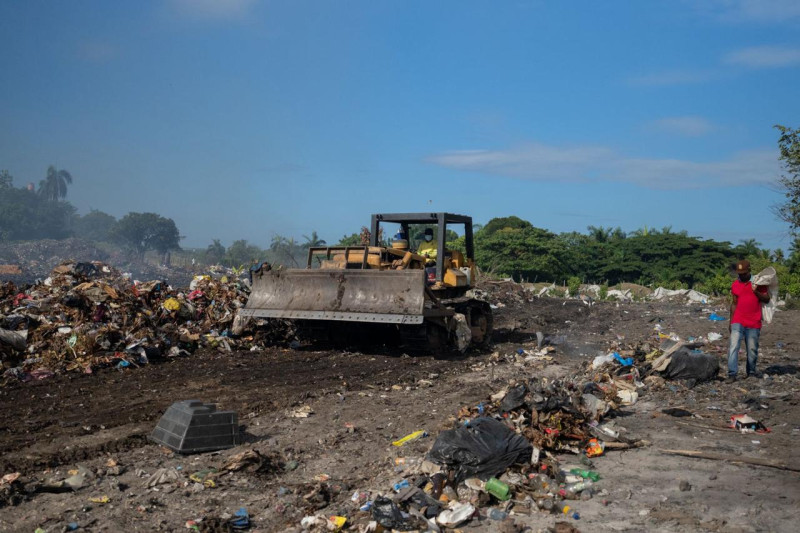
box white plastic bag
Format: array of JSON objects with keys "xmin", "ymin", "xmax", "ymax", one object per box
[{"xmin": 752, "ymin": 267, "xmax": 779, "ymax": 325}]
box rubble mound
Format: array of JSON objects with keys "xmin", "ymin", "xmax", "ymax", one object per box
[{"xmin": 0, "ymin": 261, "xmax": 294, "ymax": 382}]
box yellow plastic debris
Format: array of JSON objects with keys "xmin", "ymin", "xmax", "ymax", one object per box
[
  {"xmin": 163, "ymin": 298, "xmax": 181, "ymax": 312},
  {"xmin": 392, "ymin": 430, "xmax": 427, "ymax": 447},
  {"xmin": 329, "ymin": 516, "xmax": 347, "ymax": 531}
]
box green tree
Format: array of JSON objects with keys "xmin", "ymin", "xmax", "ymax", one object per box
[
  {"xmin": 587, "ymin": 225, "xmax": 625, "ymax": 242},
  {"xmin": 737, "ymin": 238, "xmax": 761, "ymax": 258},
  {"xmin": 0, "ymin": 186, "xmax": 76, "ymax": 240},
  {"xmin": 73, "ymin": 210, "xmax": 117, "ymax": 242},
  {"xmin": 482, "ymin": 216, "xmax": 533, "ymax": 236},
  {"xmin": 225, "ymin": 239, "xmax": 262, "ymax": 266},
  {"xmin": 474, "ymin": 221, "xmax": 567, "ymax": 281},
  {"xmin": 0, "ymin": 170, "xmax": 12, "ymax": 189},
  {"xmin": 270, "ymin": 235, "xmax": 302, "ymax": 267},
  {"xmin": 302, "ymin": 231, "xmax": 326, "ymax": 248},
  {"xmin": 37, "ymin": 165, "xmax": 73, "ymax": 201},
  {"xmin": 111, "ymin": 212, "xmax": 181, "ymax": 258},
  {"xmin": 337, "ymin": 233, "xmax": 362, "ymax": 246},
  {"xmin": 774, "ymin": 125, "xmax": 800, "ymax": 235},
  {"xmin": 205, "ymin": 239, "xmax": 226, "ymax": 264}
]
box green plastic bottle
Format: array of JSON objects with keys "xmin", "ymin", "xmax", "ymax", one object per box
[
  {"xmin": 485, "ymin": 477, "xmax": 511, "ymax": 501},
  {"xmin": 569, "ymin": 468, "xmax": 600, "ymax": 482}
]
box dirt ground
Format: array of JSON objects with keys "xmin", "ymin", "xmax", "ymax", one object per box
[{"xmin": 1, "ymin": 288, "xmax": 798, "ymax": 532}]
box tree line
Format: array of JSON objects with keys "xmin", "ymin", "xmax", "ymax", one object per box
[
  {"xmin": 0, "ymin": 166, "xmax": 180, "ymax": 257},
  {"xmin": 2, "ymin": 123, "xmax": 798, "ymax": 296}
]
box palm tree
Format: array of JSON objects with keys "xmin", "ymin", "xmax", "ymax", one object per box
[
  {"xmin": 587, "ymin": 225, "xmax": 612, "ymax": 243},
  {"xmin": 630, "ymin": 225, "xmax": 650, "ymax": 237},
  {"xmin": 302, "ymin": 231, "xmax": 326, "ymax": 248},
  {"xmin": 772, "ymin": 249, "xmax": 785, "ymax": 263},
  {"xmin": 37, "ymin": 165, "xmax": 73, "ymax": 201},
  {"xmin": 738, "ymin": 238, "xmax": 761, "ymax": 258}
]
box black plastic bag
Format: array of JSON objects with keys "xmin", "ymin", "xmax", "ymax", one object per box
[
  {"xmin": 500, "ymin": 384, "xmax": 527, "ymax": 413},
  {"xmin": 427, "ymin": 417, "xmax": 532, "ymax": 482},
  {"xmin": 372, "ymin": 496, "xmax": 413, "ymax": 530},
  {"xmin": 662, "ymin": 347, "xmax": 718, "ymax": 382}
]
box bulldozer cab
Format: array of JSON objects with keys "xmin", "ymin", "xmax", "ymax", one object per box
[{"xmin": 368, "ymin": 212, "xmax": 475, "ymax": 285}]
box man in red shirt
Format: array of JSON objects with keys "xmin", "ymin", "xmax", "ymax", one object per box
[{"xmin": 727, "ymin": 260, "xmax": 770, "ymax": 383}]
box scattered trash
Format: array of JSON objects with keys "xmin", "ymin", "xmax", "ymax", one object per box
[
  {"xmin": 427, "ymin": 417, "xmax": 532, "ymax": 482},
  {"xmin": 612, "ymin": 352, "xmax": 634, "ymax": 366},
  {"xmin": 1, "ymin": 260, "xmax": 295, "ymax": 381},
  {"xmin": 289, "ymin": 405, "xmax": 314, "ymax": 418},
  {"xmin": 586, "ymin": 438, "xmax": 605, "ymax": 458},
  {"xmin": 371, "ymin": 496, "xmax": 416, "ymax": 530},
  {"xmin": 707, "ymin": 332, "xmax": 723, "ymax": 342},
  {"xmin": 660, "ymin": 346, "xmax": 719, "ymax": 383},
  {"xmin": 708, "ymin": 313, "xmax": 726, "ymax": 321},
  {"xmin": 392, "ymin": 430, "xmax": 428, "ymax": 447},
  {"xmin": 730, "ymin": 414, "xmax": 770, "ymax": 434},
  {"xmin": 228, "ymin": 507, "xmax": 250, "ymax": 531},
  {"xmin": 436, "ymin": 502, "xmax": 475, "ymax": 528}
]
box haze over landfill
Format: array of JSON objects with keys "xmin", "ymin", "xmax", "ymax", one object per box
[{"xmin": 1, "ymin": 0, "xmax": 799, "ymax": 250}]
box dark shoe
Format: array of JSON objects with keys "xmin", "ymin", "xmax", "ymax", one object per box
[
  {"xmin": 725, "ymin": 375, "xmax": 737, "ymax": 384},
  {"xmin": 746, "ymin": 372, "xmax": 763, "ymax": 380}
]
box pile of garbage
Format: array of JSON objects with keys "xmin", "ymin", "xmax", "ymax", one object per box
[
  {"xmin": 294, "ymin": 333, "xmax": 729, "ymax": 531},
  {"xmin": 0, "ymin": 261, "xmax": 294, "ymax": 383},
  {"xmin": 298, "ymin": 368, "xmax": 645, "ymax": 531}
]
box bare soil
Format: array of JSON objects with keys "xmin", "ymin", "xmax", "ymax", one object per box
[{"xmin": 1, "ymin": 291, "xmax": 798, "ymax": 533}]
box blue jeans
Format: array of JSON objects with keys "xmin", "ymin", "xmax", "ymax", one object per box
[{"xmin": 727, "ymin": 323, "xmax": 760, "ymax": 376}]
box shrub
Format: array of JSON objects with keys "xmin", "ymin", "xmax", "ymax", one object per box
[
  {"xmin": 567, "ymin": 276, "xmax": 581, "ymax": 297},
  {"xmin": 598, "ymin": 284, "xmax": 609, "ymax": 300}
]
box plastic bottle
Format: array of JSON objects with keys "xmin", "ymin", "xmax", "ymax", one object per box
[
  {"xmin": 441, "ymin": 486, "xmax": 459, "ymax": 502},
  {"xmin": 528, "ymin": 473, "xmax": 552, "ymax": 493},
  {"xmin": 393, "ymin": 457, "xmax": 422, "ymax": 467},
  {"xmin": 393, "ymin": 457, "xmax": 422, "ymax": 472},
  {"xmin": 536, "ymin": 498, "xmax": 554, "ymax": 512},
  {"xmin": 562, "ymin": 480, "xmax": 595, "ymax": 499},
  {"xmin": 555, "ymin": 501, "xmax": 572, "ymax": 516},
  {"xmin": 569, "ymin": 468, "xmax": 600, "ymax": 482},
  {"xmin": 554, "ymin": 501, "xmax": 580, "ymax": 519},
  {"xmin": 485, "ymin": 477, "xmax": 511, "ymax": 501}
]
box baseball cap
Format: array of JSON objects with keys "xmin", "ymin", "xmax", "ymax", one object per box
[{"xmin": 735, "ymin": 260, "xmax": 751, "ymax": 274}]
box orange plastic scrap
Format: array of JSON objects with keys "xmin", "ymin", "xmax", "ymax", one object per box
[{"xmin": 586, "ymin": 438, "xmax": 605, "ymax": 457}]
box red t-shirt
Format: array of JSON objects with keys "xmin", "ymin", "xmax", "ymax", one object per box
[{"xmin": 731, "ymin": 279, "xmax": 767, "ymax": 329}]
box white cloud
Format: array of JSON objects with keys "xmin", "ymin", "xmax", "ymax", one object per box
[
  {"xmin": 426, "ymin": 143, "xmax": 779, "ymax": 190},
  {"xmin": 724, "ymin": 45, "xmax": 800, "ymax": 68},
  {"xmin": 706, "ymin": 0, "xmax": 800, "ymax": 23},
  {"xmin": 648, "ymin": 116, "xmax": 715, "ymax": 137},
  {"xmin": 168, "ymin": 0, "xmax": 257, "ymax": 20},
  {"xmin": 626, "ymin": 68, "xmax": 718, "ymax": 87}
]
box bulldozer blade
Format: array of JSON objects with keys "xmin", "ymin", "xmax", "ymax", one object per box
[{"xmin": 241, "ymin": 269, "xmax": 426, "ymax": 324}]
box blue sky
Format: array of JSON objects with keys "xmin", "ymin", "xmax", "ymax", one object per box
[{"xmin": 1, "ymin": 0, "xmax": 798, "ymax": 251}]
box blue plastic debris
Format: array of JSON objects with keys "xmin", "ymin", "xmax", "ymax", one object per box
[
  {"xmin": 612, "ymin": 352, "xmax": 633, "ymax": 366},
  {"xmin": 708, "ymin": 313, "xmax": 726, "ymax": 321},
  {"xmin": 229, "ymin": 507, "xmax": 250, "ymax": 530}
]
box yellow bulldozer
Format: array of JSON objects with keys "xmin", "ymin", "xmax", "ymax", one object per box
[{"xmin": 240, "ymin": 212, "xmax": 492, "ymax": 352}]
